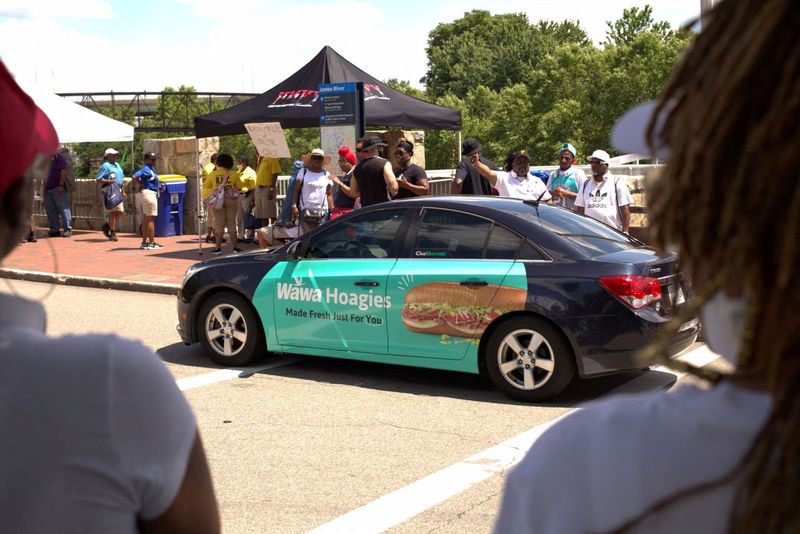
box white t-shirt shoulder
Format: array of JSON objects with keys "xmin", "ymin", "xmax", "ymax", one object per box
[
  {"xmin": 0, "ymin": 322, "xmax": 196, "ymax": 533},
  {"xmin": 299, "ymin": 169, "xmax": 330, "ymax": 211},
  {"xmin": 495, "ymin": 382, "xmax": 771, "ymax": 534},
  {"xmin": 495, "ymin": 170, "xmax": 553, "ymax": 201}
]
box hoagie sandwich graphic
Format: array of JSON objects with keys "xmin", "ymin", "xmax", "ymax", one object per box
[{"xmin": 401, "ymin": 282, "xmax": 526, "ymax": 337}]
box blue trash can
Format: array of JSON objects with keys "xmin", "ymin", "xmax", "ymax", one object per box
[{"xmin": 154, "ymin": 175, "xmax": 187, "ymax": 237}]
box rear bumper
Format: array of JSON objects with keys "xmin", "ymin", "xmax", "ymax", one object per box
[{"xmin": 560, "ymin": 313, "xmax": 700, "ymax": 377}]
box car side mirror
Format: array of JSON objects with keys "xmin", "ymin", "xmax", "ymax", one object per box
[{"xmin": 286, "ymin": 240, "xmax": 301, "ymax": 260}]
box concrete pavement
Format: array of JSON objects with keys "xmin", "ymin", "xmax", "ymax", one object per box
[{"xmin": 0, "ymin": 228, "xmax": 261, "ymax": 294}]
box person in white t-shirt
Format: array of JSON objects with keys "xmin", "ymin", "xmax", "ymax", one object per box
[
  {"xmin": 290, "ymin": 148, "xmax": 334, "ymax": 233},
  {"xmin": 495, "ymin": 1, "xmax": 799, "ymax": 531},
  {"xmin": 547, "ymin": 142, "xmax": 587, "ymax": 210},
  {"xmin": 470, "ymin": 150, "xmax": 552, "ymax": 202},
  {"xmin": 574, "ymin": 149, "xmax": 632, "ymax": 232}
]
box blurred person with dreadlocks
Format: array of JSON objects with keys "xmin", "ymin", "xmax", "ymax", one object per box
[
  {"xmin": 495, "ymin": 1, "xmax": 799, "ymax": 532},
  {"xmin": 0, "ymin": 61, "xmax": 220, "ymax": 533}
]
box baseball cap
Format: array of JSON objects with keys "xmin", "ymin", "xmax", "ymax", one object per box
[
  {"xmin": 587, "ymin": 149, "xmax": 611, "ymax": 164},
  {"xmin": 0, "ymin": 61, "xmax": 59, "ymax": 195},
  {"xmin": 359, "ymin": 136, "xmax": 388, "ymax": 151},
  {"xmin": 611, "ymin": 100, "xmax": 672, "ymax": 160},
  {"xmin": 104, "ymin": 148, "xmax": 120, "ymax": 156},
  {"xmin": 144, "ymin": 151, "xmax": 157, "ymax": 160},
  {"xmin": 462, "ymin": 138, "xmax": 483, "ymax": 157},
  {"xmin": 559, "ymin": 143, "xmax": 576, "ymax": 157}
]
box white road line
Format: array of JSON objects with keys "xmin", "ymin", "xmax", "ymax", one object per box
[
  {"xmin": 307, "ymin": 343, "xmax": 719, "ymax": 534},
  {"xmin": 307, "ymin": 413, "xmax": 573, "ymax": 534},
  {"xmin": 176, "ymin": 357, "xmax": 299, "ymax": 391},
  {"xmin": 652, "ymin": 344, "xmax": 722, "ymax": 379}
]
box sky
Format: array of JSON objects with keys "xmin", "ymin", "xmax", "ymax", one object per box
[{"xmin": 0, "ymin": 0, "xmax": 701, "ymax": 95}]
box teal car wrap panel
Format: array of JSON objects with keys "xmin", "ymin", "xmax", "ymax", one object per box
[{"xmin": 252, "ymin": 260, "xmax": 528, "ymax": 374}]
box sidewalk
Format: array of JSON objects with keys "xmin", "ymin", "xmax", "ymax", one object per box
[{"xmin": 0, "ymin": 228, "xmax": 262, "ymax": 294}]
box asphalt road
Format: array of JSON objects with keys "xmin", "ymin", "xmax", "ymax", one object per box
[{"xmin": 2, "ymin": 280, "xmax": 722, "ymax": 533}]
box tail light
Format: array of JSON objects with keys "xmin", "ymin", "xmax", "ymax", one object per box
[{"xmin": 598, "ymin": 275, "xmax": 662, "ymax": 310}]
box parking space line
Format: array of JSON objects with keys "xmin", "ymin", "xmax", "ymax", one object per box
[
  {"xmin": 307, "ymin": 344, "xmax": 717, "ymax": 534},
  {"xmin": 176, "ymin": 357, "xmax": 300, "ymax": 391},
  {"xmin": 307, "ymin": 413, "xmax": 573, "ymax": 534}
]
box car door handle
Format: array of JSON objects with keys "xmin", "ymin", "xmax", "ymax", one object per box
[
  {"xmin": 355, "ymin": 281, "xmax": 380, "ymax": 287},
  {"xmin": 460, "ymin": 280, "xmax": 488, "ymax": 286}
]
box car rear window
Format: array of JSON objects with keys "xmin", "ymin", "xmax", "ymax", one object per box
[{"xmin": 512, "ymin": 205, "xmax": 642, "ymax": 256}]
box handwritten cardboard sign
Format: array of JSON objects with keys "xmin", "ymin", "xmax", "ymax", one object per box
[{"xmin": 244, "ymin": 122, "xmax": 291, "ymax": 158}]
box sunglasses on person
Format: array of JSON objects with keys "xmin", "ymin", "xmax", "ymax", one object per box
[{"xmin": 310, "ymin": 155, "xmax": 324, "ymax": 160}]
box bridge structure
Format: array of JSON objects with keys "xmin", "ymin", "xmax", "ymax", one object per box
[{"xmin": 56, "ymin": 91, "xmax": 259, "ymax": 133}]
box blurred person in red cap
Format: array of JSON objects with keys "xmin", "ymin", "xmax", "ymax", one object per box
[
  {"xmin": 0, "ymin": 62, "xmax": 220, "ymax": 533},
  {"xmin": 329, "ymin": 145, "xmax": 357, "ymax": 219}
]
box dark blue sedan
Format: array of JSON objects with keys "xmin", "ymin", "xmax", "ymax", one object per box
[{"xmin": 177, "ymin": 196, "xmax": 698, "ymax": 402}]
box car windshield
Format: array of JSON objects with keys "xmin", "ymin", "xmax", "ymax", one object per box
[{"xmin": 510, "ymin": 204, "xmax": 642, "ymax": 256}]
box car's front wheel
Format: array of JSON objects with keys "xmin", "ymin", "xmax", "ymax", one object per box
[
  {"xmin": 484, "ymin": 316, "xmax": 575, "ymax": 402},
  {"xmin": 197, "ymin": 292, "xmax": 264, "ymax": 366}
]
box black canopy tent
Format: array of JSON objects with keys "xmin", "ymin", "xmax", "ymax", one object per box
[{"xmin": 193, "ymin": 46, "xmax": 461, "ymax": 137}]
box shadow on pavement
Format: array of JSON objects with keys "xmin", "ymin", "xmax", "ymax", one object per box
[
  {"xmin": 252, "ymin": 354, "xmax": 661, "ymax": 407},
  {"xmin": 159, "ymin": 340, "xmax": 673, "ymax": 407},
  {"xmin": 158, "ymin": 341, "xmax": 221, "ymax": 370}
]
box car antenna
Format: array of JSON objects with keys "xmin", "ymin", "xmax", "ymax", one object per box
[{"xmin": 523, "ymin": 189, "xmax": 549, "ymax": 207}]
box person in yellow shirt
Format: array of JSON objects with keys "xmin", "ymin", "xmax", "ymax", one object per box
[
  {"xmin": 202, "ymin": 153, "xmax": 244, "ymax": 255},
  {"xmin": 254, "ymin": 155, "xmax": 281, "ymax": 226},
  {"xmin": 201, "ymin": 153, "xmax": 218, "ymax": 242},
  {"xmin": 236, "ymin": 155, "xmax": 257, "ymax": 243}
]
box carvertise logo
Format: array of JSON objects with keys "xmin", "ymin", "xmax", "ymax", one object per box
[
  {"xmin": 276, "ymin": 279, "xmax": 392, "ymax": 311},
  {"xmin": 413, "ymin": 250, "xmax": 449, "ymax": 258}
]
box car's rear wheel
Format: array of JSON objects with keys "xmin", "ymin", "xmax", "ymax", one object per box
[
  {"xmin": 484, "ymin": 316, "xmax": 575, "ymax": 402},
  {"xmin": 197, "ymin": 292, "xmax": 264, "ymax": 366}
]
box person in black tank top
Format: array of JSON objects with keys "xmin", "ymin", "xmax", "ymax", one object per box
[
  {"xmin": 351, "ymin": 136, "xmax": 399, "ymax": 207},
  {"xmin": 393, "ymin": 139, "xmax": 429, "ymax": 199}
]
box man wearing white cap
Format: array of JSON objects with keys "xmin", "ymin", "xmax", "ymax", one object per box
[
  {"xmin": 575, "ymin": 149, "xmax": 632, "ymax": 233},
  {"xmin": 95, "ymin": 147, "xmax": 126, "ymax": 241},
  {"xmin": 548, "ymin": 142, "xmax": 587, "ymax": 210}
]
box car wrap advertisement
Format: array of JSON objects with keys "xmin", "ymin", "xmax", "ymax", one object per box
[{"xmin": 253, "ymin": 260, "xmax": 528, "ymax": 362}]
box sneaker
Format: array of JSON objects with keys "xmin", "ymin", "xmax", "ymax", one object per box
[
  {"xmin": 140, "ymin": 242, "xmax": 150, "ymax": 249},
  {"xmin": 62, "ymin": 230, "xmax": 72, "ymax": 238},
  {"xmin": 109, "ymin": 232, "xmax": 118, "ymax": 242},
  {"xmin": 149, "ymin": 242, "xmax": 164, "ymax": 249},
  {"xmin": 101, "ymin": 223, "xmax": 111, "ymax": 238},
  {"xmin": 48, "ymin": 231, "xmax": 60, "ymax": 237},
  {"xmin": 232, "ymin": 247, "xmax": 242, "ymax": 254},
  {"xmin": 210, "ymin": 247, "xmax": 223, "ymax": 255}
]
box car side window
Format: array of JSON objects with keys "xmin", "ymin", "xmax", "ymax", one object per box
[
  {"xmin": 485, "ymin": 224, "xmax": 523, "ymax": 260},
  {"xmin": 410, "ymin": 209, "xmax": 492, "ymax": 259},
  {"xmin": 305, "ymin": 209, "xmax": 407, "ymax": 259}
]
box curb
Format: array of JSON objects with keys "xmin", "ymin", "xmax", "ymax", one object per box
[{"xmin": 0, "ymin": 268, "xmax": 180, "ymax": 295}]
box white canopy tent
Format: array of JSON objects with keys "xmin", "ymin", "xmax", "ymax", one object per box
[{"xmin": 21, "ymin": 86, "xmax": 134, "ymax": 143}]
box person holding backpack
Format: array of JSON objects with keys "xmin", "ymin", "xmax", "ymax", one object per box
[
  {"xmin": 574, "ymin": 149, "xmax": 632, "ymax": 233},
  {"xmin": 290, "ymin": 148, "xmax": 333, "ymax": 233}
]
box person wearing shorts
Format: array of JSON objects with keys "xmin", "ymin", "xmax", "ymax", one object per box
[
  {"xmin": 133, "ymin": 152, "xmax": 162, "ymax": 250},
  {"xmin": 202, "ymin": 153, "xmax": 244, "ymax": 255},
  {"xmin": 95, "ymin": 148, "xmax": 126, "ymax": 241},
  {"xmin": 254, "ymin": 155, "xmax": 281, "ymax": 226}
]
